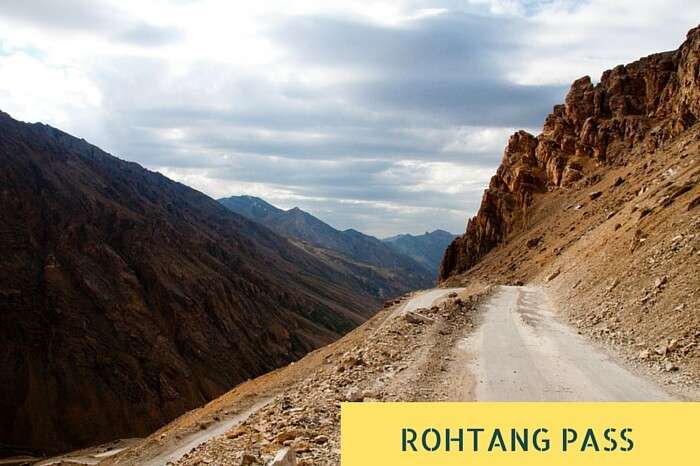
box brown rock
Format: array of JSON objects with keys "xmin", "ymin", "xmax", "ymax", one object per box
[
  {"xmin": 275, "ymin": 429, "xmax": 306, "ymax": 444},
  {"xmin": 664, "ymin": 361, "xmax": 679, "ymax": 372},
  {"xmin": 440, "ymin": 26, "xmax": 700, "ymax": 281},
  {"xmin": 269, "ymin": 447, "xmax": 296, "ymax": 466},
  {"xmin": 404, "ymin": 311, "xmax": 435, "ymax": 325},
  {"xmin": 344, "ymin": 387, "xmax": 363, "ymax": 402},
  {"xmin": 654, "ymin": 276, "xmax": 668, "ymax": 289},
  {"xmin": 546, "ymin": 269, "xmax": 561, "ymax": 282},
  {"xmin": 240, "ymin": 453, "xmax": 260, "ymax": 466}
]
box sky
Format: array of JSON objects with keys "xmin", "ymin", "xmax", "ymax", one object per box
[{"xmin": 0, "ymin": 1, "xmax": 698, "ymax": 237}]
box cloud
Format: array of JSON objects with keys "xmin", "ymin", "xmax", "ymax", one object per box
[
  {"xmin": 0, "ymin": 0, "xmax": 698, "ymax": 236},
  {"xmin": 0, "ymin": 0, "xmax": 184, "ymax": 47}
]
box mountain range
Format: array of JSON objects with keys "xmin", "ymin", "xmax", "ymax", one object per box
[
  {"xmin": 219, "ymin": 196, "xmax": 437, "ymax": 296},
  {"xmin": 134, "ymin": 24, "xmax": 700, "ymax": 466},
  {"xmin": 382, "ymin": 230, "xmax": 457, "ymax": 275},
  {"xmin": 16, "ymin": 22, "xmax": 700, "ymax": 466}
]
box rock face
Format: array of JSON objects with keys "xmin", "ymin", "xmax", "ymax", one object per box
[
  {"xmin": 0, "ymin": 112, "xmax": 379, "ymax": 454},
  {"xmin": 440, "ymin": 25, "xmax": 700, "ymax": 280}
]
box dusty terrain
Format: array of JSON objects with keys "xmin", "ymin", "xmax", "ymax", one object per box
[
  {"xmin": 35, "ymin": 279, "xmax": 685, "ymax": 466},
  {"xmin": 443, "ymin": 125, "xmax": 700, "ymax": 396},
  {"xmin": 86, "ymin": 286, "xmax": 485, "ymax": 465}
]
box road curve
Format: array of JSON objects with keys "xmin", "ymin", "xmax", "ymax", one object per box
[
  {"xmin": 399, "ymin": 288, "xmax": 465, "ymax": 315},
  {"xmin": 464, "ymin": 285, "xmax": 673, "ymax": 401}
]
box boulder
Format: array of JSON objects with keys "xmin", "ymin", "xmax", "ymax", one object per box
[
  {"xmin": 404, "ymin": 311, "xmax": 435, "ymax": 325},
  {"xmin": 344, "ymin": 387, "xmax": 363, "ymax": 402},
  {"xmin": 546, "ymin": 269, "xmax": 561, "ymax": 282},
  {"xmin": 664, "ymin": 362, "xmax": 679, "ymax": 372},
  {"xmin": 240, "ymin": 453, "xmax": 260, "ymax": 466},
  {"xmin": 269, "ymin": 447, "xmax": 296, "ymax": 466}
]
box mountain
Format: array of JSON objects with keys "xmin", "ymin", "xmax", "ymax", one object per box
[
  {"xmin": 219, "ymin": 196, "xmax": 434, "ymax": 297},
  {"xmin": 29, "ymin": 23, "xmax": 700, "ymax": 466},
  {"xmin": 382, "ymin": 230, "xmax": 457, "ymax": 276},
  {"xmin": 440, "ymin": 26, "xmax": 700, "ymax": 389},
  {"xmin": 441, "ymin": 26, "xmax": 700, "ymax": 280},
  {"xmin": 0, "ymin": 111, "xmax": 382, "ymax": 455}
]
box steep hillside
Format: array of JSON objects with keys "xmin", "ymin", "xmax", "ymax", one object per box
[
  {"xmin": 441, "ymin": 26, "xmax": 700, "ymax": 279},
  {"xmin": 219, "ymin": 196, "xmax": 434, "ymax": 297},
  {"xmin": 0, "ymin": 112, "xmax": 379, "ymax": 455},
  {"xmin": 383, "ymin": 230, "xmax": 457, "ymax": 275},
  {"xmin": 441, "ymin": 26, "xmax": 700, "ymax": 384}
]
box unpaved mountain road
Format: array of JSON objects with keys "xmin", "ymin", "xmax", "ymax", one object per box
[
  {"xmin": 142, "ymin": 398, "xmax": 272, "ymax": 466},
  {"xmin": 460, "ymin": 285, "xmax": 674, "ymax": 401},
  {"xmin": 29, "ymin": 285, "xmax": 675, "ymax": 466}
]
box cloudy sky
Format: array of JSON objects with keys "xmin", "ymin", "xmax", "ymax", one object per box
[{"xmin": 0, "ymin": 1, "xmax": 698, "ymax": 236}]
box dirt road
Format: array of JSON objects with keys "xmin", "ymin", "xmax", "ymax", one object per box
[
  {"xmin": 142, "ymin": 398, "xmax": 272, "ymax": 466},
  {"xmin": 461, "ymin": 285, "xmax": 674, "ymax": 401},
  {"xmin": 399, "ymin": 288, "xmax": 464, "ymax": 315}
]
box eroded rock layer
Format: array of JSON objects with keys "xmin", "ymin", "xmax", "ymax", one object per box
[{"xmin": 440, "ymin": 26, "xmax": 700, "ymax": 280}]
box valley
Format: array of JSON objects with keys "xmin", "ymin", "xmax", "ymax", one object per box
[
  {"xmin": 1, "ymin": 11, "xmax": 699, "ymax": 466},
  {"xmin": 219, "ymin": 196, "xmax": 439, "ymax": 299},
  {"xmin": 83, "ymin": 22, "xmax": 700, "ymax": 466},
  {"xmin": 82, "ymin": 282, "xmax": 692, "ymax": 465},
  {"xmin": 0, "ymin": 112, "xmax": 382, "ymax": 455}
]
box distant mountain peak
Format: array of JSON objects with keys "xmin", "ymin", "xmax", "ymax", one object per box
[
  {"xmin": 219, "ymin": 195, "xmax": 434, "ymax": 290},
  {"xmin": 382, "ymin": 229, "xmax": 457, "ymax": 275}
]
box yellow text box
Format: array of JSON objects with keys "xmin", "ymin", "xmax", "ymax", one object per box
[{"xmin": 341, "ymin": 402, "xmax": 699, "ymax": 465}]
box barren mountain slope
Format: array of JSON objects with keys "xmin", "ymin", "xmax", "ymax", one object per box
[
  {"xmin": 0, "ymin": 112, "xmax": 380, "ymax": 455},
  {"xmin": 441, "ymin": 26, "xmax": 700, "ymax": 387}
]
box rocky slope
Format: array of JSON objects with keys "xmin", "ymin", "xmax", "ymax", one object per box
[
  {"xmin": 441, "ymin": 25, "xmax": 700, "ymax": 280},
  {"xmin": 0, "ymin": 112, "xmax": 381, "ymax": 455},
  {"xmin": 441, "ymin": 26, "xmax": 700, "ymax": 388},
  {"xmin": 219, "ymin": 196, "xmax": 434, "ymax": 297},
  {"xmin": 99, "ymin": 286, "xmax": 486, "ymax": 466},
  {"xmin": 382, "ymin": 230, "xmax": 457, "ymax": 276}
]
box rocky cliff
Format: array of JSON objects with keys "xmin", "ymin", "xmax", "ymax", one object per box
[
  {"xmin": 440, "ymin": 25, "xmax": 700, "ymax": 280},
  {"xmin": 0, "ymin": 112, "xmax": 379, "ymax": 455}
]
